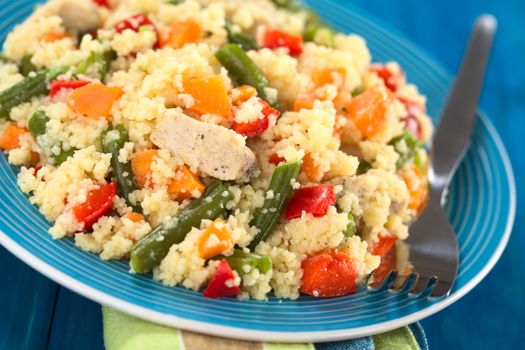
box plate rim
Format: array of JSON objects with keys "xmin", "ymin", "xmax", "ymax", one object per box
[
  {"xmin": 0, "ymin": 112, "xmax": 515, "ymax": 342},
  {"xmin": 0, "ymin": 0, "xmax": 517, "ymax": 342}
]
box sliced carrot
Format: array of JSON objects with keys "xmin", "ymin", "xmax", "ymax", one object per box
[
  {"xmin": 124, "ymin": 212, "xmax": 145, "ymax": 223},
  {"xmin": 197, "ymin": 219, "xmax": 232, "ymax": 260},
  {"xmin": 41, "ymin": 31, "xmax": 66, "ymax": 43},
  {"xmin": 401, "ymin": 165, "xmax": 429, "ymax": 214},
  {"xmin": 300, "ymin": 251, "xmax": 358, "ymax": 298},
  {"xmin": 371, "ymin": 233, "xmax": 398, "ymax": 256},
  {"xmin": 371, "ymin": 244, "xmax": 396, "ymax": 286},
  {"xmin": 183, "ymin": 76, "xmax": 232, "ymax": 119},
  {"xmin": 159, "ymin": 19, "xmax": 201, "ymax": 49},
  {"xmin": 231, "ymin": 85, "xmax": 257, "ymax": 106},
  {"xmin": 0, "ymin": 124, "xmax": 29, "ymax": 151},
  {"xmin": 311, "ymin": 67, "xmax": 346, "ymax": 88},
  {"xmin": 301, "ymin": 153, "xmax": 322, "ymax": 182},
  {"xmin": 131, "ymin": 149, "xmax": 158, "ymax": 188},
  {"xmin": 344, "ymin": 86, "xmax": 390, "ymax": 140},
  {"xmin": 168, "ymin": 165, "xmax": 205, "ymax": 201},
  {"xmin": 67, "ymin": 83, "xmax": 123, "ymax": 119}
]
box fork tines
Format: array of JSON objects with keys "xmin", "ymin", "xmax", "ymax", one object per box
[{"xmin": 368, "ymin": 271, "xmax": 452, "ymax": 299}]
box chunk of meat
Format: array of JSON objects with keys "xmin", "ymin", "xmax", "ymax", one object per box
[
  {"xmin": 151, "ymin": 111, "xmax": 258, "ymax": 181},
  {"xmin": 57, "ymin": 0, "xmax": 101, "ymax": 33}
]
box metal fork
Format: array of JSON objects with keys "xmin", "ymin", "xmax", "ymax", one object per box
[{"xmin": 370, "ymin": 15, "xmax": 498, "ymax": 299}]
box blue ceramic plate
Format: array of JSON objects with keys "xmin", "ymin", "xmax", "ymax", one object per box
[{"xmin": 0, "ymin": 0, "xmax": 516, "ymax": 342}]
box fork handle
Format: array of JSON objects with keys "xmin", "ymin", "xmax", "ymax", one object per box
[{"xmin": 430, "ymin": 15, "xmax": 497, "ymax": 192}]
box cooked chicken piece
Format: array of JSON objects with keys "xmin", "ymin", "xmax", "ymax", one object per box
[
  {"xmin": 57, "ymin": 0, "xmax": 101, "ymax": 33},
  {"xmin": 151, "ymin": 111, "xmax": 258, "ymax": 181}
]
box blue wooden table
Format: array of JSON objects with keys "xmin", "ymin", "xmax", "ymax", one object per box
[{"xmin": 1, "ymin": 1, "xmax": 523, "ymax": 349}]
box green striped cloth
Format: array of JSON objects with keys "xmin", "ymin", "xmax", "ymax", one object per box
[{"xmin": 103, "ymin": 307, "xmax": 423, "ymax": 350}]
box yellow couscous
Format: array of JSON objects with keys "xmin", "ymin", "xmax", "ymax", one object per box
[{"xmin": 0, "ymin": 0, "xmax": 432, "ymax": 300}]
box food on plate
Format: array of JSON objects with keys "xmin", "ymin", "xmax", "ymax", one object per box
[{"xmin": 0, "ymin": 0, "xmax": 432, "ymax": 300}]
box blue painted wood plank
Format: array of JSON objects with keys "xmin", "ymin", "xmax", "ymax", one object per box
[
  {"xmin": 46, "ymin": 287, "xmax": 104, "ymax": 350},
  {"xmin": 0, "ymin": 246, "xmax": 58, "ymax": 349}
]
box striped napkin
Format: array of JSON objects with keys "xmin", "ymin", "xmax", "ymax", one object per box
[{"xmin": 103, "ymin": 307, "xmax": 428, "ymax": 350}]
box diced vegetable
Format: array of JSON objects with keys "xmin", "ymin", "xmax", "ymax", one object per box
[
  {"xmin": 230, "ymin": 85, "xmax": 257, "ymax": 106},
  {"xmin": 53, "ymin": 148, "xmax": 75, "ymax": 165},
  {"xmin": 300, "ymin": 251, "xmax": 357, "ymax": 297},
  {"xmin": 167, "ymin": 165, "xmax": 205, "ymax": 201},
  {"xmin": 115, "ymin": 13, "xmax": 155, "ymax": 33},
  {"xmin": 67, "ymin": 83, "xmax": 123, "ymax": 119},
  {"xmin": 371, "ymin": 234, "xmax": 397, "ymax": 256},
  {"xmin": 49, "ymin": 80, "xmax": 90, "ymax": 98},
  {"xmin": 130, "ymin": 149, "xmax": 157, "ymax": 188},
  {"xmin": 399, "ymin": 97, "xmax": 424, "ymax": 141},
  {"xmin": 130, "ymin": 180, "xmax": 233, "ymax": 274},
  {"xmin": 268, "ymin": 152, "xmax": 285, "ymax": 165},
  {"xmin": 197, "ymin": 218, "xmax": 232, "ymax": 260},
  {"xmin": 285, "ymin": 185, "xmax": 336, "ymax": 220},
  {"xmin": 232, "ymin": 98, "xmax": 280, "ymax": 138},
  {"xmin": 92, "ymin": 0, "xmax": 110, "ymax": 8},
  {"xmin": 342, "ymin": 213, "xmax": 356, "ymax": 237},
  {"xmin": 270, "ymin": 0, "xmax": 302, "ymax": 12},
  {"xmin": 73, "ymin": 182, "xmax": 117, "ymax": 231},
  {"xmin": 203, "ymin": 260, "xmax": 240, "ymax": 298},
  {"xmin": 183, "ymin": 76, "xmax": 232, "ymax": 118},
  {"xmin": 0, "ymin": 124, "xmax": 30, "ymax": 151},
  {"xmin": 75, "ymin": 51, "xmax": 116, "ymax": 81},
  {"xmin": 356, "ymin": 160, "xmax": 371, "ymax": 175},
  {"xmin": 248, "ymin": 161, "xmax": 302, "ymax": 250},
  {"xmin": 124, "ymin": 212, "xmax": 144, "ymax": 223},
  {"xmin": 225, "ymin": 23, "xmax": 258, "ymax": 51},
  {"xmin": 20, "ymin": 55, "xmax": 37, "ymax": 76},
  {"xmin": 159, "ymin": 19, "xmax": 201, "ymax": 49},
  {"xmin": 344, "ymin": 86, "xmax": 390, "ymax": 139},
  {"xmin": 41, "ymin": 31, "xmax": 66, "ymax": 43},
  {"xmin": 0, "ymin": 66, "xmax": 67, "ymax": 119},
  {"xmin": 101, "ymin": 124, "xmax": 141, "ymax": 213},
  {"xmin": 263, "ymin": 28, "xmax": 303, "ymax": 56},
  {"xmin": 389, "ymin": 130, "xmax": 421, "ymax": 168},
  {"xmin": 369, "ymin": 65, "xmax": 404, "ymax": 92},
  {"xmin": 223, "ymin": 249, "xmax": 272, "ymax": 275},
  {"xmin": 401, "ymin": 166, "xmax": 429, "ymax": 214},
  {"xmin": 371, "ymin": 244, "xmax": 396, "ymax": 286},
  {"xmin": 300, "ymin": 153, "xmax": 322, "ymax": 182},
  {"xmin": 302, "ymin": 10, "xmax": 335, "ymax": 47},
  {"xmin": 0, "ymin": 54, "xmax": 8, "ymax": 63},
  {"xmin": 351, "ymin": 86, "xmax": 365, "ymax": 97},
  {"xmin": 310, "ymin": 68, "xmax": 345, "ymax": 88},
  {"xmin": 28, "ymin": 110, "xmax": 49, "ymax": 137},
  {"xmin": 215, "ymin": 44, "xmax": 280, "ymax": 110}
]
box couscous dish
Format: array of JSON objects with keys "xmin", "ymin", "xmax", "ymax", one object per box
[{"xmin": 0, "ymin": 0, "xmax": 432, "ymax": 300}]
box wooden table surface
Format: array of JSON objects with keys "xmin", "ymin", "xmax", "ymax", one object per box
[{"xmin": 0, "ymin": 1, "xmax": 523, "ymax": 349}]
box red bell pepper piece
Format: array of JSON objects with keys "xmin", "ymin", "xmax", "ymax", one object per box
[
  {"xmin": 73, "ymin": 182, "xmax": 117, "ymax": 230},
  {"xmin": 371, "ymin": 244, "xmax": 396, "ymax": 286},
  {"xmin": 115, "ymin": 14, "xmax": 155, "ymax": 33},
  {"xmin": 268, "ymin": 152, "xmax": 285, "ymax": 165},
  {"xmin": 33, "ymin": 166, "xmax": 43, "ymax": 177},
  {"xmin": 300, "ymin": 251, "xmax": 358, "ymax": 297},
  {"xmin": 371, "ymin": 234, "xmax": 398, "ymax": 256},
  {"xmin": 92, "ymin": 0, "xmax": 110, "ymax": 8},
  {"xmin": 398, "ymin": 97, "xmax": 425, "ymax": 140},
  {"xmin": 285, "ymin": 185, "xmax": 336, "ymax": 220},
  {"xmin": 369, "ymin": 65, "xmax": 404, "ymax": 92},
  {"xmin": 263, "ymin": 28, "xmax": 303, "ymax": 56},
  {"xmin": 49, "ymin": 80, "xmax": 91, "ymax": 98},
  {"xmin": 232, "ymin": 99, "xmax": 280, "ymax": 138},
  {"xmin": 203, "ymin": 260, "xmax": 241, "ymax": 298}
]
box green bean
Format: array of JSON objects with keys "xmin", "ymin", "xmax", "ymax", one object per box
[
  {"xmin": 389, "ymin": 131, "xmax": 421, "ymax": 168},
  {"xmin": 101, "ymin": 124, "xmax": 141, "ymax": 213},
  {"xmin": 165, "ymin": 0, "xmax": 185, "ymax": 4},
  {"xmin": 248, "ymin": 161, "xmax": 302, "ymax": 250},
  {"xmin": 53, "ymin": 148, "xmax": 76, "ymax": 165},
  {"xmin": 302, "ymin": 10, "xmax": 335, "ymax": 47},
  {"xmin": 20, "ymin": 55, "xmax": 37, "ymax": 76},
  {"xmin": 0, "ymin": 54, "xmax": 9, "ymax": 63},
  {"xmin": 75, "ymin": 51, "xmax": 116, "ymax": 81},
  {"xmin": 351, "ymin": 86, "xmax": 365, "ymax": 97},
  {"xmin": 215, "ymin": 44, "xmax": 280, "ymax": 110},
  {"xmin": 224, "ymin": 249, "xmax": 272, "ymax": 275},
  {"xmin": 28, "ymin": 110, "xmax": 49, "ymax": 137},
  {"xmin": 130, "ymin": 180, "xmax": 233, "ymax": 274},
  {"xmin": 0, "ymin": 66, "xmax": 68, "ymax": 119},
  {"xmin": 225, "ymin": 23, "xmax": 258, "ymax": 51},
  {"xmin": 270, "ymin": 0, "xmax": 302, "ymax": 12},
  {"xmin": 356, "ymin": 160, "xmax": 372, "ymax": 175},
  {"xmin": 343, "ymin": 213, "xmax": 356, "ymax": 237}
]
